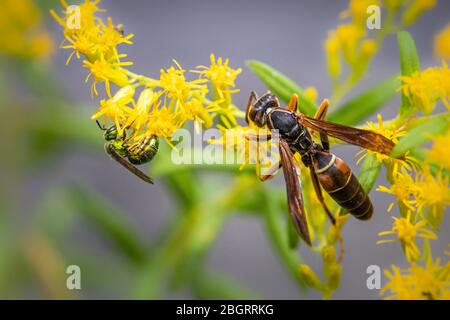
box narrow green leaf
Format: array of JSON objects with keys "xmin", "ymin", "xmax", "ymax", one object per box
[
  {"xmin": 329, "ymin": 77, "xmax": 400, "ymax": 125},
  {"xmin": 246, "ymin": 60, "xmax": 317, "ymax": 116},
  {"xmin": 391, "ymin": 113, "xmax": 450, "ymax": 157},
  {"xmin": 340, "ymin": 154, "xmax": 381, "ymax": 217},
  {"xmin": 192, "ymin": 271, "xmax": 258, "ymax": 299},
  {"xmin": 358, "ymin": 153, "xmax": 382, "ymax": 193},
  {"xmin": 287, "ymin": 215, "xmax": 300, "ymax": 249},
  {"xmin": 66, "ymin": 184, "xmax": 147, "ymax": 264},
  {"xmin": 397, "ymin": 32, "xmax": 421, "ymax": 115}
]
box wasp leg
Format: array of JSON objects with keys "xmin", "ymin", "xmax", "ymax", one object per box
[
  {"xmin": 259, "ymin": 161, "xmax": 282, "ymax": 181},
  {"xmin": 314, "ymin": 99, "xmax": 330, "ymax": 151},
  {"xmin": 309, "ymin": 165, "xmax": 336, "ymax": 225},
  {"xmin": 243, "ymin": 132, "xmax": 272, "ymax": 141},
  {"xmin": 245, "ymin": 91, "xmax": 258, "ymax": 124},
  {"xmin": 287, "ymin": 94, "xmax": 298, "ymax": 112}
]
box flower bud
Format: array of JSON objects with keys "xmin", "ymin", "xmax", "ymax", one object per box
[
  {"xmin": 326, "ymin": 263, "xmax": 342, "ymax": 291},
  {"xmin": 111, "ymin": 85, "xmax": 135, "ymax": 105},
  {"xmin": 298, "ymin": 264, "xmax": 325, "ymax": 291}
]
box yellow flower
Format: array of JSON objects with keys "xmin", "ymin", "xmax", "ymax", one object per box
[
  {"xmin": 0, "ymin": 0, "xmax": 54, "ymax": 59},
  {"xmin": 413, "ymin": 168, "xmax": 450, "ymax": 228},
  {"xmin": 53, "ymin": 0, "xmax": 134, "ymax": 75},
  {"xmin": 304, "ymin": 87, "xmax": 318, "ymax": 103},
  {"xmin": 124, "ymin": 88, "xmax": 159, "ymax": 133},
  {"xmin": 95, "ymin": 18, "xmax": 134, "ymax": 62},
  {"xmin": 194, "ymin": 53, "xmax": 242, "ymax": 99},
  {"xmin": 91, "ymin": 85, "xmax": 135, "ymax": 134},
  {"xmin": 427, "ymin": 134, "xmax": 450, "ymax": 170},
  {"xmin": 140, "ymin": 103, "xmax": 186, "ymax": 141},
  {"xmin": 324, "ymin": 32, "xmax": 341, "ymax": 78},
  {"xmin": 84, "ymin": 54, "xmax": 132, "ymax": 96},
  {"xmin": 360, "ymin": 39, "xmax": 378, "ymax": 59},
  {"xmin": 341, "ymin": 0, "xmax": 380, "ymax": 28},
  {"xmin": 182, "ymin": 98, "xmax": 213, "ymax": 133},
  {"xmin": 435, "ymin": 23, "xmax": 450, "ymax": 60},
  {"xmin": 62, "ymin": 26, "xmax": 100, "ymax": 64},
  {"xmin": 335, "ymin": 24, "xmax": 364, "ymax": 65},
  {"xmin": 400, "ymin": 66, "xmax": 446, "ymax": 114},
  {"xmin": 209, "ymin": 124, "xmax": 278, "ymax": 171},
  {"xmin": 402, "ymin": 0, "xmax": 437, "ymax": 27},
  {"xmin": 298, "ymin": 264, "xmax": 325, "ymax": 291},
  {"xmin": 384, "ymin": 0, "xmax": 407, "ymax": 13},
  {"xmin": 377, "ymin": 169, "xmax": 417, "ymax": 212},
  {"xmin": 378, "ymin": 212, "xmax": 437, "ymax": 262},
  {"xmin": 382, "ymin": 258, "xmax": 450, "ymax": 300},
  {"xmin": 159, "ymin": 61, "xmax": 206, "ymax": 106},
  {"xmin": 51, "ymin": 0, "xmax": 104, "ymax": 35},
  {"xmin": 357, "ymin": 114, "xmax": 411, "ymax": 175}
]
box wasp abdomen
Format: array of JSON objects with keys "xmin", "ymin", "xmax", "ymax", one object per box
[{"xmin": 313, "ymin": 152, "xmax": 373, "ymax": 220}]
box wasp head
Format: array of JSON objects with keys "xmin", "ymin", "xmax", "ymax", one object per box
[{"xmin": 247, "ymin": 92, "xmax": 280, "ymax": 127}]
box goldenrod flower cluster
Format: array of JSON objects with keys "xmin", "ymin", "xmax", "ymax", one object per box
[
  {"xmin": 0, "ymin": 0, "xmax": 54, "ymax": 59},
  {"xmin": 321, "ymin": 0, "xmax": 449, "ymax": 300},
  {"xmin": 400, "ymin": 61, "xmax": 450, "ymax": 114},
  {"xmin": 52, "ymin": 0, "xmax": 242, "ymax": 142},
  {"xmin": 382, "ymin": 257, "xmax": 450, "ymax": 300},
  {"xmin": 375, "ymin": 64, "xmax": 450, "ymax": 298},
  {"xmin": 325, "ymin": 0, "xmax": 379, "ymax": 81},
  {"xmin": 325, "ymin": 0, "xmax": 436, "ymax": 91}
]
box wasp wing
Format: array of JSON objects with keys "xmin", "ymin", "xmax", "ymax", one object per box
[
  {"xmin": 105, "ymin": 144, "xmax": 154, "ymax": 184},
  {"xmin": 298, "ymin": 114, "xmax": 397, "ymax": 156},
  {"xmin": 279, "ymin": 139, "xmax": 311, "ymax": 245}
]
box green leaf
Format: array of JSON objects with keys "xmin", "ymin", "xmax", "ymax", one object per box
[
  {"xmin": 329, "ymin": 77, "xmax": 400, "ymax": 125},
  {"xmin": 391, "ymin": 113, "xmax": 450, "ymax": 158},
  {"xmin": 191, "ymin": 271, "xmax": 258, "ymax": 299},
  {"xmin": 358, "ymin": 153, "xmax": 382, "ymax": 193},
  {"xmin": 66, "ymin": 184, "xmax": 147, "ymax": 264},
  {"xmin": 287, "ymin": 215, "xmax": 300, "ymax": 249},
  {"xmin": 246, "ymin": 60, "xmax": 317, "ymax": 116},
  {"xmin": 397, "ymin": 32, "xmax": 421, "ymax": 115}
]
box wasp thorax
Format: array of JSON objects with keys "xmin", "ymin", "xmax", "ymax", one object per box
[{"xmin": 249, "ymin": 92, "xmax": 280, "ymax": 127}]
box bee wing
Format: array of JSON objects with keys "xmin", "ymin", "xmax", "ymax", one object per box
[
  {"xmin": 279, "ymin": 139, "xmax": 311, "ymax": 245},
  {"xmin": 105, "ymin": 144, "xmax": 154, "ymax": 184},
  {"xmin": 297, "ymin": 114, "xmax": 397, "ymax": 156}
]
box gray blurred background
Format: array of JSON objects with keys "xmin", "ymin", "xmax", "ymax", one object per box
[{"xmin": 34, "ymin": 0, "xmax": 449, "ymax": 299}]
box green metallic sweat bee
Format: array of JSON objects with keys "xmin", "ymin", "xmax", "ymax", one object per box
[{"xmin": 96, "ymin": 121, "xmax": 159, "ymax": 183}]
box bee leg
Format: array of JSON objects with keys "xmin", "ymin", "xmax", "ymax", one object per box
[
  {"xmin": 287, "ymin": 94, "xmax": 298, "ymax": 112},
  {"xmin": 309, "ymin": 165, "xmax": 336, "ymax": 225},
  {"xmin": 245, "ymin": 91, "xmax": 258, "ymax": 124},
  {"xmin": 314, "ymin": 99, "xmax": 330, "ymax": 152}
]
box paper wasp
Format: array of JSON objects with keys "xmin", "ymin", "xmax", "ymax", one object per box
[
  {"xmin": 96, "ymin": 121, "xmax": 158, "ymax": 184},
  {"xmin": 245, "ymin": 91, "xmax": 397, "ymax": 245}
]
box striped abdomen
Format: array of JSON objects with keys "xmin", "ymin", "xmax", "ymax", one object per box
[
  {"xmin": 312, "ymin": 152, "xmax": 373, "ymax": 220},
  {"xmin": 126, "ymin": 135, "xmax": 159, "ymax": 165}
]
